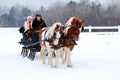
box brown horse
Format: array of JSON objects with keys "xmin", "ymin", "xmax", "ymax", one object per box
[{"xmin": 60, "ymin": 17, "xmax": 84, "ymax": 68}]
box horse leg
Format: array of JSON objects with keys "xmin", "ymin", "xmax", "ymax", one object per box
[
  {"xmin": 67, "ymin": 52, "xmax": 73, "ymax": 68},
  {"xmin": 40, "ymin": 46, "xmax": 46, "ymax": 64},
  {"xmin": 61, "ymin": 52, "xmax": 64, "ymax": 64},
  {"xmin": 61, "ymin": 48, "xmax": 67, "ymax": 64},
  {"xmin": 47, "ymin": 49, "xmax": 53, "ymax": 68},
  {"xmin": 59, "ymin": 48, "xmax": 65, "ymax": 64},
  {"xmin": 62, "ymin": 52, "xmax": 67, "ymax": 64},
  {"xmin": 54, "ymin": 49, "xmax": 60, "ymax": 67},
  {"xmin": 65, "ymin": 47, "xmax": 73, "ymax": 68}
]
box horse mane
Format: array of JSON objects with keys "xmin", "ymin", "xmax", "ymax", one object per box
[
  {"xmin": 45, "ymin": 22, "xmax": 62, "ymax": 39},
  {"xmin": 64, "ymin": 17, "xmax": 75, "ymax": 35},
  {"xmin": 66, "ymin": 17, "xmax": 74, "ymax": 26}
]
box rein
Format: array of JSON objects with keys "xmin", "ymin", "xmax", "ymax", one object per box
[{"xmin": 51, "ymin": 43, "xmax": 77, "ymax": 49}]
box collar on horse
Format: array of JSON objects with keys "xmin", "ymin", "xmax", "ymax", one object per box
[{"xmin": 58, "ymin": 24, "xmax": 84, "ymax": 48}]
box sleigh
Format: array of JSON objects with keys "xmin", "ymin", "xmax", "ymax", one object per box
[{"xmin": 19, "ymin": 27, "xmax": 41, "ymax": 61}]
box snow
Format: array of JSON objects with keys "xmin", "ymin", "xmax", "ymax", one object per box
[{"xmin": 0, "ymin": 28, "xmax": 120, "ymax": 80}]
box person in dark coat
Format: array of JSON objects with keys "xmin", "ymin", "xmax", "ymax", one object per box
[
  {"xmin": 32, "ymin": 14, "xmax": 47, "ymax": 29},
  {"xmin": 29, "ymin": 14, "xmax": 47, "ymax": 52}
]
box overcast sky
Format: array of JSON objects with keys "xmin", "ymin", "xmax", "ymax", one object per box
[{"xmin": 0, "ymin": 0, "xmax": 113, "ymax": 9}]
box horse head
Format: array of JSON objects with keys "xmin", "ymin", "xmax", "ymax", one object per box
[
  {"xmin": 65, "ymin": 17, "xmax": 84, "ymax": 41},
  {"xmin": 46, "ymin": 22, "xmax": 63, "ymax": 46}
]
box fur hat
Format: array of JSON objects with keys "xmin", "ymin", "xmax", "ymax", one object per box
[
  {"xmin": 35, "ymin": 14, "xmax": 41, "ymax": 17},
  {"xmin": 27, "ymin": 16, "xmax": 32, "ymax": 19}
]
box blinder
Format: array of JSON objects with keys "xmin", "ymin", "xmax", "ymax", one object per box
[
  {"xmin": 81, "ymin": 26, "xmax": 84, "ymax": 31},
  {"xmin": 54, "ymin": 26, "xmax": 63, "ymax": 35}
]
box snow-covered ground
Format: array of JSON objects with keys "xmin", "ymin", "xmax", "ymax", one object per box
[{"xmin": 0, "ymin": 28, "xmax": 120, "ymax": 80}]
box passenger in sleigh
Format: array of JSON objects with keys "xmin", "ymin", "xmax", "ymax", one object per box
[
  {"xmin": 24, "ymin": 16, "xmax": 33, "ymax": 31},
  {"xmin": 19, "ymin": 16, "xmax": 33, "ymax": 45},
  {"xmin": 19, "ymin": 14, "xmax": 47, "ymax": 45},
  {"xmin": 23, "ymin": 14, "xmax": 47, "ymax": 43},
  {"xmin": 32, "ymin": 14, "xmax": 47, "ymax": 29},
  {"xmin": 31, "ymin": 14, "xmax": 47, "ymax": 43},
  {"xmin": 19, "ymin": 16, "xmax": 33, "ymax": 33}
]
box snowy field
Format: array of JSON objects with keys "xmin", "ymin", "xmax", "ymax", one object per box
[{"xmin": 0, "ymin": 28, "xmax": 120, "ymax": 80}]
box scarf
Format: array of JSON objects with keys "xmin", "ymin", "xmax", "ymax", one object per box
[{"xmin": 28, "ymin": 20, "xmax": 32, "ymax": 29}]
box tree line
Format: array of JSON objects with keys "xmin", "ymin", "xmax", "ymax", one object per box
[{"xmin": 0, "ymin": 0, "xmax": 120, "ymax": 27}]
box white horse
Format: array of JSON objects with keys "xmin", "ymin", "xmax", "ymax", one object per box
[{"xmin": 39, "ymin": 22, "xmax": 63, "ymax": 67}]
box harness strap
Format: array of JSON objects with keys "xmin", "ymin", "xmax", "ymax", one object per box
[
  {"xmin": 27, "ymin": 41, "xmax": 40, "ymax": 47},
  {"xmin": 44, "ymin": 29, "xmax": 48, "ymax": 40},
  {"xmin": 51, "ymin": 36, "xmax": 77, "ymax": 49},
  {"xmin": 25, "ymin": 38, "xmax": 52, "ymax": 47},
  {"xmin": 51, "ymin": 43, "xmax": 77, "ymax": 49}
]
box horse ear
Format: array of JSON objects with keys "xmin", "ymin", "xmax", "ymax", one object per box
[{"xmin": 80, "ymin": 20, "xmax": 84, "ymax": 24}]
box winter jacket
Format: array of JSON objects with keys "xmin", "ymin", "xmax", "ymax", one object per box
[{"xmin": 32, "ymin": 19, "xmax": 47, "ymax": 29}]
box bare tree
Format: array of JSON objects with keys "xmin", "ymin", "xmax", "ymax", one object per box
[{"xmin": 0, "ymin": 0, "xmax": 120, "ymax": 27}]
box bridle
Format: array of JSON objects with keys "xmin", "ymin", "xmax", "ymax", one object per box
[
  {"xmin": 67, "ymin": 23, "xmax": 84, "ymax": 31},
  {"xmin": 50, "ymin": 25, "xmax": 63, "ymax": 41},
  {"xmin": 64, "ymin": 23, "xmax": 84, "ymax": 36}
]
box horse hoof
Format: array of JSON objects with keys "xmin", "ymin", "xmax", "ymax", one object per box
[
  {"xmin": 62, "ymin": 60, "xmax": 66, "ymax": 64},
  {"xmin": 50, "ymin": 66, "xmax": 54, "ymax": 68},
  {"xmin": 62, "ymin": 62, "xmax": 65, "ymax": 64},
  {"xmin": 42, "ymin": 62, "xmax": 45, "ymax": 64},
  {"xmin": 67, "ymin": 64, "xmax": 73, "ymax": 68},
  {"xmin": 53, "ymin": 65, "xmax": 58, "ymax": 68}
]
